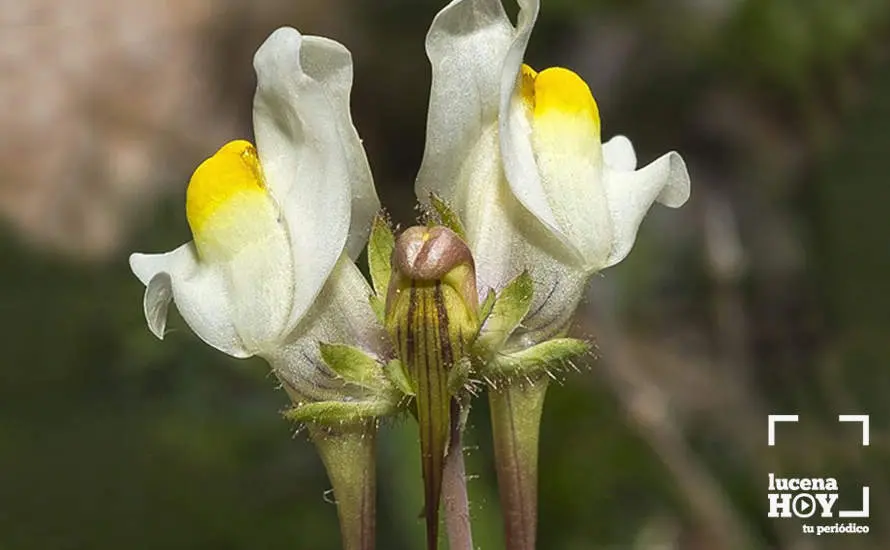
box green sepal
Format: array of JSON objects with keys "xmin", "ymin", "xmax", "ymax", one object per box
[
  {"xmin": 319, "ymin": 342, "xmax": 386, "ymax": 392},
  {"xmin": 447, "ymin": 356, "xmax": 473, "ymax": 395},
  {"xmin": 368, "ymin": 212, "xmax": 395, "ymax": 298},
  {"xmin": 479, "ymin": 288, "xmax": 496, "ymax": 323},
  {"xmin": 475, "ymin": 271, "xmax": 533, "ymax": 355},
  {"xmin": 487, "ymin": 338, "xmax": 589, "ymax": 380},
  {"xmin": 428, "ymin": 193, "xmax": 466, "ymax": 240},
  {"xmin": 384, "ymin": 358, "xmax": 415, "ymax": 397},
  {"xmin": 285, "ymin": 400, "xmax": 395, "ymax": 426},
  {"xmin": 370, "ymin": 294, "xmax": 385, "ymax": 325}
]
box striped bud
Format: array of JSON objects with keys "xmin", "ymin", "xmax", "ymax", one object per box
[{"xmin": 384, "ymin": 226, "xmax": 479, "ymax": 550}]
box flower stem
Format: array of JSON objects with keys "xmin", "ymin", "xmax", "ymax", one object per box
[
  {"xmin": 309, "ymin": 423, "xmax": 376, "ymax": 550},
  {"xmin": 489, "ymin": 378, "xmax": 548, "ymax": 550},
  {"xmin": 442, "ymin": 399, "xmax": 473, "ymax": 550}
]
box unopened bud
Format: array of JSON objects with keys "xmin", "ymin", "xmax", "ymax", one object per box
[
  {"xmin": 384, "ymin": 225, "xmax": 479, "ymax": 550},
  {"xmin": 387, "ymin": 226, "xmax": 477, "ymax": 318}
]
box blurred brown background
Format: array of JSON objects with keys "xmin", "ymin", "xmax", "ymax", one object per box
[{"xmin": 2, "ymin": 0, "xmax": 889, "ymax": 548}]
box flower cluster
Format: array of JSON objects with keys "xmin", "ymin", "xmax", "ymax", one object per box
[{"xmin": 130, "ymin": 1, "xmax": 690, "ymax": 549}]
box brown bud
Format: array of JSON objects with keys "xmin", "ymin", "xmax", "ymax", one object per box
[
  {"xmin": 388, "ymin": 225, "xmax": 478, "ymax": 316},
  {"xmin": 383, "ymin": 225, "xmax": 480, "ymax": 549},
  {"xmin": 393, "ymin": 225, "xmax": 474, "ymax": 281}
]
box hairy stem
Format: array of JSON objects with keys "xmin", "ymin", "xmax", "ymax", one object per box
[
  {"xmin": 489, "ymin": 378, "xmax": 548, "ymax": 550},
  {"xmin": 309, "ymin": 423, "xmax": 376, "ymax": 550},
  {"xmin": 442, "ymin": 399, "xmax": 473, "ymax": 550}
]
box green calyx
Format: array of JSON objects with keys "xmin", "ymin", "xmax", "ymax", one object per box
[
  {"xmin": 474, "ymin": 270, "xmax": 590, "ymax": 383},
  {"xmin": 368, "ymin": 213, "xmax": 395, "ymax": 324},
  {"xmin": 284, "ymin": 342, "xmax": 412, "ymax": 427},
  {"xmin": 487, "ymin": 338, "xmax": 590, "ymax": 380},
  {"xmin": 426, "ymin": 193, "xmax": 467, "ymax": 241},
  {"xmin": 475, "ymin": 270, "xmax": 533, "ymax": 354}
]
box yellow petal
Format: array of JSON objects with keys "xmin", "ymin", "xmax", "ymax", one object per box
[
  {"xmin": 532, "ymin": 67, "xmax": 600, "ymax": 132},
  {"xmin": 185, "ymin": 140, "xmax": 281, "ymax": 261},
  {"xmin": 526, "ymin": 67, "xmax": 613, "ymax": 266},
  {"xmin": 518, "ymin": 63, "xmax": 538, "ymax": 108}
]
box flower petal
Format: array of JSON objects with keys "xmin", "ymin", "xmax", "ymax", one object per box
[
  {"xmin": 454, "ymin": 126, "xmax": 586, "ymax": 342},
  {"xmin": 224, "ymin": 226, "xmax": 295, "ymax": 351},
  {"xmin": 527, "ymin": 68, "xmax": 613, "ymax": 268},
  {"xmin": 498, "ymin": 0, "xmax": 582, "ymax": 258},
  {"xmin": 415, "ymin": 0, "xmax": 514, "ymax": 204},
  {"xmin": 129, "ymin": 244, "xmax": 250, "ymax": 358},
  {"xmin": 602, "ymin": 151, "xmax": 691, "ymax": 268},
  {"xmin": 603, "ymin": 135, "xmax": 637, "ymax": 171},
  {"xmin": 144, "ymin": 272, "xmax": 173, "ymax": 340},
  {"xmin": 252, "ymin": 27, "xmax": 359, "ymax": 333},
  {"xmin": 263, "ymin": 256, "xmax": 386, "ymax": 403},
  {"xmin": 299, "ymin": 35, "xmax": 380, "ymax": 259}
]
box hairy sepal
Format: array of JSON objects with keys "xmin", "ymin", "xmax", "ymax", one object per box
[
  {"xmin": 487, "ymin": 337, "xmax": 590, "ymax": 381},
  {"xmin": 475, "ymin": 271, "xmax": 533, "ymax": 355}
]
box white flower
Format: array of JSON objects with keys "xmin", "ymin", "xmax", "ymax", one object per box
[
  {"xmin": 415, "ymin": 0, "xmax": 690, "ymax": 341},
  {"xmin": 129, "ymin": 28, "xmax": 383, "ymax": 400}
]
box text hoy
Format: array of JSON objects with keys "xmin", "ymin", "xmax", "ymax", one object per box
[{"xmin": 767, "ymin": 474, "xmax": 869, "ymax": 519}]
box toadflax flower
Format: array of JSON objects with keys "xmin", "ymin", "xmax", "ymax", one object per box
[
  {"xmin": 416, "ymin": 0, "xmax": 691, "ymax": 344},
  {"xmin": 129, "ymin": 27, "xmax": 390, "ymax": 550},
  {"xmin": 413, "ymin": 1, "xmax": 691, "ymax": 548},
  {"xmin": 129, "ymin": 27, "xmax": 384, "ymax": 402}
]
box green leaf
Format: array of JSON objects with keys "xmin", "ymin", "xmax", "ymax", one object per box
[
  {"xmin": 475, "ymin": 271, "xmax": 533, "ymax": 354},
  {"xmin": 447, "ymin": 356, "xmax": 473, "ymax": 395},
  {"xmin": 368, "ymin": 212, "xmax": 395, "ymax": 298},
  {"xmin": 369, "ymin": 294, "xmax": 385, "ymax": 325},
  {"xmin": 478, "ymin": 288, "xmax": 496, "ymax": 323},
  {"xmin": 319, "ymin": 342, "xmax": 386, "ymax": 391},
  {"xmin": 487, "ymin": 338, "xmax": 590, "ymax": 379},
  {"xmin": 429, "ymin": 193, "xmax": 466, "ymax": 240},
  {"xmin": 285, "ymin": 400, "xmax": 394, "ymax": 425},
  {"xmin": 384, "ymin": 359, "xmax": 415, "ymax": 396}
]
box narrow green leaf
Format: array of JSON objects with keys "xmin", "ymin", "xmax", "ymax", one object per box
[
  {"xmin": 319, "ymin": 342, "xmax": 385, "ymax": 391},
  {"xmin": 476, "ymin": 271, "xmax": 533, "ymax": 354},
  {"xmin": 370, "ymin": 294, "xmax": 385, "ymax": 325},
  {"xmin": 285, "ymin": 400, "xmax": 394, "ymax": 425},
  {"xmin": 487, "ymin": 338, "xmax": 590, "ymax": 379},
  {"xmin": 429, "ymin": 193, "xmax": 466, "ymax": 240},
  {"xmin": 384, "ymin": 359, "xmax": 415, "ymax": 396},
  {"xmin": 368, "ymin": 213, "xmax": 395, "ymax": 298},
  {"xmin": 447, "ymin": 356, "xmax": 473, "ymax": 395},
  {"xmin": 479, "ymin": 288, "xmax": 496, "ymax": 323}
]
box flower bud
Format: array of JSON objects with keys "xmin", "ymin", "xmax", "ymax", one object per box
[
  {"xmin": 387, "ymin": 225, "xmax": 477, "ymax": 317},
  {"xmin": 384, "ymin": 225, "xmax": 479, "ymax": 550}
]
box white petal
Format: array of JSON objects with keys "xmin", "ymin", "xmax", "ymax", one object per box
[
  {"xmin": 457, "ymin": 125, "xmax": 524, "ymax": 298},
  {"xmin": 144, "ymin": 272, "xmax": 172, "ymax": 340},
  {"xmin": 498, "ymin": 0, "xmax": 581, "ymax": 258},
  {"xmin": 415, "ymin": 0, "xmax": 515, "ymax": 204},
  {"xmin": 252, "ymin": 27, "xmax": 357, "ymax": 333},
  {"xmin": 602, "ymin": 151, "xmax": 691, "ymax": 268},
  {"xmin": 263, "ymin": 256, "xmax": 386, "ymax": 402},
  {"xmin": 457, "ymin": 125, "xmax": 586, "ymax": 343},
  {"xmin": 224, "ymin": 225, "xmax": 295, "ymax": 351},
  {"xmin": 603, "ymin": 135, "xmax": 637, "ymax": 171},
  {"xmin": 529, "ymin": 107, "xmax": 613, "ymax": 269},
  {"xmin": 299, "ymin": 35, "xmax": 380, "ymax": 259},
  {"xmin": 129, "ymin": 244, "xmax": 250, "ymax": 358}
]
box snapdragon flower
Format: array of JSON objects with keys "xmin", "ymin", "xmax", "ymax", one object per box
[
  {"xmin": 414, "ymin": 1, "xmax": 691, "ymax": 548},
  {"xmin": 130, "ymin": 27, "xmax": 383, "ymax": 402},
  {"xmin": 129, "ymin": 27, "xmax": 388, "ymax": 550},
  {"xmin": 416, "ymin": 0, "xmax": 690, "ymax": 343}
]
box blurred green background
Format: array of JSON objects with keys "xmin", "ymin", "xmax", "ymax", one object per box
[{"xmin": 3, "ymin": 0, "xmax": 890, "ymax": 548}]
